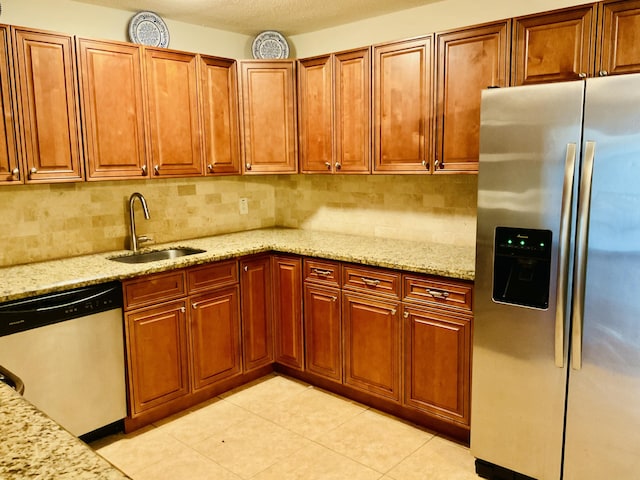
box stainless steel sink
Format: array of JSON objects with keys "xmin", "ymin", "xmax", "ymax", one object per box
[{"xmin": 108, "ymin": 247, "xmax": 206, "ymax": 264}]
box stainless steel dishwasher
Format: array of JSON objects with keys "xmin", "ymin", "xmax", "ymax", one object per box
[{"xmin": 0, "ymin": 282, "xmax": 127, "ymax": 438}]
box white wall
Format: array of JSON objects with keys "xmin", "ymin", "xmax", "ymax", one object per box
[
  {"xmin": 290, "ymin": 0, "xmax": 594, "ymax": 57},
  {"xmin": 1, "ymin": 0, "xmax": 250, "ymax": 58}
]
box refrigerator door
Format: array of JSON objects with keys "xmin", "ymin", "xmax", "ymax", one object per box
[
  {"xmin": 563, "ymin": 73, "xmax": 640, "ymax": 479},
  {"xmin": 472, "ymin": 81, "xmax": 585, "ymax": 480}
]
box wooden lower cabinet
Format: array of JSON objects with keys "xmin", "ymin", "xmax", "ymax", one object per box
[
  {"xmin": 304, "ymin": 284, "xmax": 342, "ymax": 382},
  {"xmin": 189, "ymin": 286, "xmax": 242, "ymax": 390},
  {"xmin": 125, "ymin": 300, "xmax": 190, "ymax": 415},
  {"xmin": 272, "ymin": 255, "xmax": 304, "ymax": 370},
  {"xmin": 343, "ymin": 291, "xmax": 401, "ymax": 401},
  {"xmin": 403, "ymin": 304, "xmax": 471, "ymax": 425},
  {"xmin": 240, "ymin": 256, "xmax": 274, "ymax": 371}
]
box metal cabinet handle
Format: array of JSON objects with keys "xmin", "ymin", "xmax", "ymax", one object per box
[
  {"xmin": 11, "ymin": 167, "xmax": 19, "ymax": 179},
  {"xmin": 578, "ymin": 72, "xmax": 587, "ymax": 79},
  {"xmin": 324, "ymin": 161, "xmax": 331, "ymax": 169},
  {"xmin": 141, "ymin": 164, "xmax": 147, "ymax": 176},
  {"xmin": 331, "ymin": 296, "xmax": 337, "ymax": 302},
  {"xmin": 571, "ymin": 141, "xmax": 596, "ymax": 371},
  {"xmin": 153, "ymin": 165, "xmax": 160, "ymax": 175},
  {"xmin": 313, "ymin": 268, "xmax": 332, "ymax": 276},
  {"xmin": 180, "ymin": 306, "xmax": 186, "ymax": 313},
  {"xmin": 192, "ymin": 303, "xmax": 198, "ymax": 310},
  {"xmin": 555, "ymin": 143, "xmax": 577, "ymax": 368},
  {"xmin": 434, "ymin": 159, "xmax": 439, "ymax": 169},
  {"xmin": 391, "ymin": 308, "xmax": 396, "ymax": 315},
  {"xmin": 361, "ymin": 277, "xmax": 380, "ymax": 287},
  {"xmin": 335, "ymin": 161, "xmax": 341, "ymax": 170},
  {"xmin": 245, "ymin": 163, "xmax": 252, "ymax": 171},
  {"xmin": 30, "ymin": 167, "xmax": 38, "ymax": 174},
  {"xmin": 403, "ymin": 311, "xmax": 409, "ymax": 319},
  {"xmin": 421, "ymin": 160, "xmax": 429, "ymax": 170},
  {"xmin": 207, "ymin": 164, "xmax": 214, "ymax": 173},
  {"xmin": 244, "ymin": 265, "xmax": 249, "ymax": 272},
  {"xmin": 426, "ymin": 288, "xmax": 449, "ymax": 299},
  {"xmin": 599, "ymin": 70, "xmax": 608, "ymax": 77}
]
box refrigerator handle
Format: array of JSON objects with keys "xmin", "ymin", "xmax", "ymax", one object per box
[
  {"xmin": 571, "ymin": 141, "xmax": 596, "ymax": 370},
  {"xmin": 555, "ymin": 143, "xmax": 577, "ymax": 368}
]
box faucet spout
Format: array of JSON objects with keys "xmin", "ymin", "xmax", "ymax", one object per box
[{"xmin": 129, "ymin": 192, "xmax": 150, "ymax": 252}]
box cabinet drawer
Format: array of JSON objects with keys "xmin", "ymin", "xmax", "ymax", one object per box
[
  {"xmin": 304, "ymin": 259, "xmax": 341, "ymax": 287},
  {"xmin": 403, "ymin": 275, "xmax": 472, "ymax": 311},
  {"xmin": 187, "ymin": 260, "xmax": 238, "ymax": 293},
  {"xmin": 123, "ymin": 270, "xmax": 186, "ymax": 310},
  {"xmin": 342, "ymin": 264, "xmax": 400, "ymax": 298}
]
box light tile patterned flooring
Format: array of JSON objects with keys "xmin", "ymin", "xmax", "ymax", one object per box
[{"xmin": 92, "ymin": 374, "xmax": 478, "ymax": 480}]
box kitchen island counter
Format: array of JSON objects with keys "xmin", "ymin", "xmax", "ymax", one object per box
[
  {"xmin": 0, "ymin": 382, "xmax": 130, "ymax": 479},
  {"xmin": 0, "ymin": 228, "xmax": 475, "ymax": 303}
]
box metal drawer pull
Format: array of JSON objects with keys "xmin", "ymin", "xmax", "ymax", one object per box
[
  {"xmin": 426, "ymin": 288, "xmax": 449, "ymax": 299},
  {"xmin": 192, "ymin": 303, "xmax": 198, "ymax": 309},
  {"xmin": 180, "ymin": 306, "xmax": 186, "ymax": 313},
  {"xmin": 313, "ymin": 268, "xmax": 332, "ymax": 276},
  {"xmin": 361, "ymin": 277, "xmax": 380, "ymax": 287}
]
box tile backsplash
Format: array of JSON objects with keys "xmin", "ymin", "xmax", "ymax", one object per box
[{"xmin": 0, "ymin": 174, "xmax": 477, "ymax": 268}]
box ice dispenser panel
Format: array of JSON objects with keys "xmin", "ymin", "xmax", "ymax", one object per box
[{"xmin": 493, "ymin": 227, "xmax": 552, "ymax": 309}]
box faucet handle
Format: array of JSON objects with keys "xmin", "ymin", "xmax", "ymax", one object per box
[{"xmin": 136, "ymin": 235, "xmax": 154, "ymax": 245}]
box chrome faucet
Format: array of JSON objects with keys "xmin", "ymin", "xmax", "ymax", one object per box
[{"xmin": 128, "ymin": 192, "xmax": 151, "ymax": 252}]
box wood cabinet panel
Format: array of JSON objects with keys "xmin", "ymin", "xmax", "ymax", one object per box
[
  {"xmin": 123, "ymin": 271, "xmax": 186, "ymax": 310},
  {"xmin": 342, "ymin": 264, "xmax": 400, "ymax": 298},
  {"xmin": 403, "ymin": 275, "xmax": 473, "ymax": 311},
  {"xmin": 240, "ymin": 256, "xmax": 274, "ymax": 371},
  {"xmin": 190, "ymin": 286, "xmax": 242, "ymax": 390},
  {"xmin": 436, "ymin": 21, "xmax": 510, "ymax": 173},
  {"xmin": 512, "ymin": 5, "xmax": 597, "ymax": 85},
  {"xmin": 403, "ymin": 305, "xmax": 470, "ymax": 424},
  {"xmin": 598, "ymin": 0, "xmax": 640, "ymax": 76},
  {"xmin": 272, "ymin": 255, "xmax": 304, "ymax": 370},
  {"xmin": 304, "ymin": 284, "xmax": 342, "ymax": 382},
  {"xmin": 77, "ymin": 38, "xmax": 147, "ymax": 180},
  {"xmin": 373, "ymin": 36, "xmax": 433, "ymax": 173},
  {"xmin": 239, "ymin": 60, "xmax": 297, "ymax": 174},
  {"xmin": 343, "ymin": 291, "xmax": 401, "ymax": 401},
  {"xmin": 0, "ymin": 25, "xmax": 19, "ymax": 184},
  {"xmin": 12, "ymin": 27, "xmax": 83, "ymax": 183},
  {"xmin": 199, "ymin": 55, "xmax": 241, "ymax": 175},
  {"xmin": 126, "ymin": 300, "xmax": 190, "ymax": 415},
  {"xmin": 304, "ymin": 259, "xmax": 341, "ymax": 287},
  {"xmin": 145, "ymin": 48, "xmax": 203, "ymax": 177},
  {"xmin": 187, "ymin": 260, "xmax": 238, "ymax": 294}
]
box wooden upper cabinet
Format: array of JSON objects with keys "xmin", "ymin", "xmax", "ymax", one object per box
[
  {"xmin": 512, "ymin": 4, "xmax": 598, "ymax": 85},
  {"xmin": 144, "ymin": 48, "xmax": 203, "ymax": 177},
  {"xmin": 12, "ymin": 27, "xmax": 83, "ymax": 183},
  {"xmin": 199, "ymin": 55, "xmax": 241, "ymax": 175},
  {"xmin": 239, "ymin": 60, "xmax": 297, "ymax": 174},
  {"xmin": 77, "ymin": 38, "xmax": 148, "ymax": 180},
  {"xmin": 0, "ymin": 25, "xmax": 19, "ymax": 185},
  {"xmin": 436, "ymin": 21, "xmax": 510, "ymax": 174},
  {"xmin": 373, "ymin": 36, "xmax": 433, "ymax": 173},
  {"xmin": 598, "ymin": 0, "xmax": 640, "ymax": 76},
  {"xmin": 298, "ymin": 48, "xmax": 371, "ymax": 174}
]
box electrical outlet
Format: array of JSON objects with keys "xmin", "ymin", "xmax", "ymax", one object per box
[{"xmin": 239, "ymin": 197, "xmax": 249, "ymax": 215}]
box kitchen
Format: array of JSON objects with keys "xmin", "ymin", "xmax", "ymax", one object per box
[{"xmin": 1, "ymin": 0, "xmax": 638, "ymax": 479}]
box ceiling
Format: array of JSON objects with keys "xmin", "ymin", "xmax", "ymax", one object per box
[{"xmin": 73, "ymin": 0, "xmax": 443, "ymax": 36}]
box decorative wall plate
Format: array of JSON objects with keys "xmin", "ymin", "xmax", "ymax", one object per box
[
  {"xmin": 252, "ymin": 31, "xmax": 290, "ymax": 59},
  {"xmin": 128, "ymin": 11, "xmax": 170, "ymax": 48}
]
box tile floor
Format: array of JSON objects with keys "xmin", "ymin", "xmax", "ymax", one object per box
[{"xmin": 91, "ymin": 374, "xmax": 478, "ymax": 480}]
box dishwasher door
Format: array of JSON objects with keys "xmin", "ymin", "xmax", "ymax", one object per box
[{"xmin": 0, "ymin": 284, "xmax": 127, "ymax": 437}]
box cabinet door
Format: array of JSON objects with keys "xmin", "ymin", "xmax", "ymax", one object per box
[
  {"xmin": 126, "ymin": 300, "xmax": 190, "ymax": 415},
  {"xmin": 512, "ymin": 5, "xmax": 597, "ymax": 85},
  {"xmin": 0, "ymin": 25, "xmax": 19, "ymax": 184},
  {"xmin": 240, "ymin": 256, "xmax": 273, "ymax": 371},
  {"xmin": 199, "ymin": 55, "xmax": 241, "ymax": 175},
  {"xmin": 12, "ymin": 27, "xmax": 83, "ymax": 183},
  {"xmin": 298, "ymin": 55, "xmax": 333, "ymax": 173},
  {"xmin": 145, "ymin": 48, "xmax": 203, "ymax": 177},
  {"xmin": 436, "ymin": 21, "xmax": 510, "ymax": 173},
  {"xmin": 239, "ymin": 60, "xmax": 297, "ymax": 174},
  {"xmin": 343, "ymin": 291, "xmax": 401, "ymax": 401},
  {"xmin": 190, "ymin": 286, "xmax": 242, "ymax": 390},
  {"xmin": 77, "ymin": 38, "xmax": 147, "ymax": 180},
  {"xmin": 598, "ymin": 0, "xmax": 640, "ymax": 76},
  {"xmin": 334, "ymin": 48, "xmax": 371, "ymax": 173},
  {"xmin": 373, "ymin": 37, "xmax": 433, "ymax": 173},
  {"xmin": 403, "ymin": 305, "xmax": 471, "ymax": 425},
  {"xmin": 272, "ymin": 255, "xmax": 304, "ymax": 370},
  {"xmin": 304, "ymin": 284, "xmax": 342, "ymax": 382}
]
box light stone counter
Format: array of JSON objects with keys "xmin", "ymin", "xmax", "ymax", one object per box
[
  {"xmin": 0, "ymin": 228, "xmax": 475, "ymax": 303},
  {"xmin": 0, "ymin": 383, "xmax": 130, "ymax": 479}
]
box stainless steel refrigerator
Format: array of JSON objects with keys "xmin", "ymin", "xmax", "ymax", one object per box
[{"xmin": 471, "ymin": 73, "xmax": 640, "ymax": 480}]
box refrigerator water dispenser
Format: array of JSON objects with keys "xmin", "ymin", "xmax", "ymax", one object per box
[{"xmin": 493, "ymin": 227, "xmax": 552, "ymax": 309}]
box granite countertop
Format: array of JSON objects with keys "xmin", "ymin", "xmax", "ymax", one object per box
[
  {"xmin": 0, "ymin": 383, "xmax": 130, "ymax": 479},
  {"xmin": 0, "ymin": 228, "xmax": 476, "ymax": 303}
]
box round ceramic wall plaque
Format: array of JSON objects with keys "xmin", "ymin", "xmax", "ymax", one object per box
[
  {"xmin": 252, "ymin": 31, "xmax": 289, "ymax": 59},
  {"xmin": 128, "ymin": 11, "xmax": 170, "ymax": 48}
]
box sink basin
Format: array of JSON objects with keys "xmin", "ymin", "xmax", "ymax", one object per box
[{"xmin": 109, "ymin": 247, "xmax": 206, "ymax": 264}]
